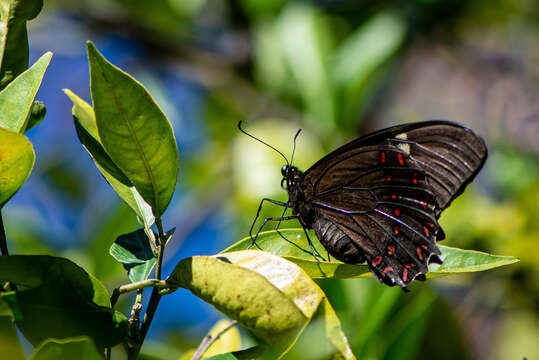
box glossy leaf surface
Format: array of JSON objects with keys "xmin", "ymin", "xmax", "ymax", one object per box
[
  {"xmin": 30, "ymin": 336, "xmax": 103, "ymax": 360},
  {"xmin": 0, "ymin": 0, "xmax": 43, "ymax": 89},
  {"xmin": 87, "ymin": 41, "xmax": 179, "ymax": 217},
  {"xmin": 110, "ymin": 228, "xmax": 156, "ymax": 282},
  {"xmin": 223, "ymin": 229, "xmax": 519, "ymax": 279},
  {"xmin": 0, "ymin": 52, "xmax": 51, "ymax": 132},
  {"xmin": 0, "ymin": 255, "xmax": 128, "ymax": 348},
  {"xmin": 64, "ymin": 89, "xmax": 154, "ymax": 228}
]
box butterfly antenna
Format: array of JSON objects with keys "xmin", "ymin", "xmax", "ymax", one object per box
[
  {"xmin": 237, "ymin": 121, "xmax": 289, "ymax": 165},
  {"xmin": 290, "ymin": 128, "xmax": 302, "ymax": 166}
]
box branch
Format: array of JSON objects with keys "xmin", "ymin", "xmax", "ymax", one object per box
[
  {"xmin": 0, "ymin": 209, "xmax": 9, "ymax": 256},
  {"xmin": 119, "ymin": 279, "xmax": 167, "ymax": 294},
  {"xmin": 127, "ymin": 216, "xmax": 168, "ymax": 359},
  {"xmin": 191, "ymin": 320, "xmax": 239, "ymax": 360}
]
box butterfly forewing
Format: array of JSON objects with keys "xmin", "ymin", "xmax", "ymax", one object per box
[{"xmin": 303, "ymin": 121, "xmax": 487, "ymax": 287}]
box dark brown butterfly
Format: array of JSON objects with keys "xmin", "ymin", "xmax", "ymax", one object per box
[{"xmin": 239, "ymin": 121, "xmax": 487, "ymax": 288}]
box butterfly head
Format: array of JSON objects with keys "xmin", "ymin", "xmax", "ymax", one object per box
[{"xmin": 281, "ymin": 165, "xmax": 303, "ymax": 191}]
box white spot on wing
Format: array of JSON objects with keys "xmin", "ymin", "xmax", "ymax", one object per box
[{"xmin": 396, "ymin": 133, "xmax": 410, "ymax": 154}]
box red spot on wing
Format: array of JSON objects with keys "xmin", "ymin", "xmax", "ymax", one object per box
[
  {"xmin": 402, "ymin": 268, "xmax": 408, "ymax": 282},
  {"xmin": 393, "ymin": 226, "xmax": 399, "ymax": 234},
  {"xmin": 405, "ymin": 263, "xmax": 416, "ymax": 269},
  {"xmin": 391, "ymin": 194, "xmax": 397, "ymax": 200},
  {"xmin": 413, "ymin": 178, "xmax": 418, "ymax": 184},
  {"xmin": 424, "ymin": 226, "xmax": 430, "ymax": 237},
  {"xmin": 381, "ymin": 152, "xmax": 386, "ymax": 164},
  {"xmin": 397, "ymin": 153, "xmax": 404, "ymax": 166},
  {"xmin": 395, "ymin": 208, "xmax": 401, "ymax": 216},
  {"xmin": 387, "ymin": 245, "xmax": 395, "ymax": 256},
  {"xmin": 420, "ymin": 201, "xmax": 427, "ymax": 210},
  {"xmin": 387, "ymin": 176, "xmax": 392, "ymax": 181},
  {"xmin": 372, "ymin": 256, "xmax": 382, "ymax": 266},
  {"xmin": 383, "ymin": 266, "xmax": 394, "ymax": 276},
  {"xmin": 416, "ymin": 247, "xmax": 424, "ymax": 261}
]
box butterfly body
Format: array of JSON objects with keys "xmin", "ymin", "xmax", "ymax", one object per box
[{"xmin": 277, "ymin": 120, "xmax": 487, "ymax": 288}]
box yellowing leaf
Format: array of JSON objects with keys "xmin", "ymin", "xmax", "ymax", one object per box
[
  {"xmin": 0, "ymin": 128, "xmax": 35, "ymax": 206},
  {"xmin": 167, "ymin": 250, "xmax": 355, "ymax": 359}
]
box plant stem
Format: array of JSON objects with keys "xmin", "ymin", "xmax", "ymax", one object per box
[
  {"xmin": 191, "ymin": 320, "xmax": 238, "ymax": 360},
  {"xmin": 127, "ymin": 289, "xmax": 144, "ymax": 344},
  {"xmin": 119, "ymin": 279, "xmax": 167, "ymax": 294},
  {"xmin": 155, "ymin": 217, "xmax": 166, "ymax": 279},
  {"xmin": 110, "ymin": 288, "xmax": 120, "ymax": 308},
  {"xmin": 0, "ymin": 209, "xmax": 9, "ymax": 256},
  {"xmin": 0, "ymin": 209, "xmax": 17, "ymax": 292},
  {"xmin": 128, "ymin": 287, "xmax": 161, "ymax": 360},
  {"xmin": 128, "ymin": 216, "xmax": 168, "ymax": 359}
]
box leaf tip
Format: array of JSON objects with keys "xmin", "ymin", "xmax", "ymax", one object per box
[{"xmin": 86, "ymin": 41, "xmax": 101, "ymax": 59}]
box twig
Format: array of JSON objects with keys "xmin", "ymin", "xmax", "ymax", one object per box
[
  {"xmin": 127, "ymin": 289, "xmax": 144, "ymax": 344},
  {"xmin": 110, "ymin": 288, "xmax": 120, "ymax": 308},
  {"xmin": 0, "ymin": 209, "xmax": 17, "ymax": 292},
  {"xmin": 127, "ymin": 216, "xmax": 168, "ymax": 359},
  {"xmin": 191, "ymin": 320, "xmax": 239, "ymax": 360},
  {"xmin": 0, "ymin": 209, "xmax": 9, "ymax": 256},
  {"xmin": 155, "ymin": 217, "xmax": 166, "ymax": 280},
  {"xmin": 119, "ymin": 279, "xmax": 167, "ymax": 294}
]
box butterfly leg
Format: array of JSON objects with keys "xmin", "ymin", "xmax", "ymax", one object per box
[
  {"xmin": 273, "ymin": 209, "xmax": 327, "ymax": 259},
  {"xmin": 248, "ymin": 198, "xmax": 288, "ymax": 249},
  {"xmin": 299, "ymin": 223, "xmax": 327, "ymax": 263},
  {"xmin": 250, "ymin": 215, "xmax": 299, "ymax": 249}
]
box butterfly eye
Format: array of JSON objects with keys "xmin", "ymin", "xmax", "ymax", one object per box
[
  {"xmin": 281, "ymin": 165, "xmax": 288, "ymax": 177},
  {"xmin": 281, "ymin": 178, "xmax": 287, "ymax": 190}
]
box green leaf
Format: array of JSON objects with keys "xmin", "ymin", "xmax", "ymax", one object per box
[
  {"xmin": 222, "ymin": 229, "xmax": 519, "ymax": 279},
  {"xmin": 110, "ymin": 228, "xmax": 156, "ymax": 282},
  {"xmin": 0, "ymin": 0, "xmax": 43, "ymax": 90},
  {"xmin": 426, "ymin": 245, "xmax": 520, "ymax": 277},
  {"xmin": 0, "ymin": 127, "xmax": 35, "ymax": 206},
  {"xmin": 63, "ymin": 88, "xmax": 155, "ymax": 228},
  {"xmin": 30, "ymin": 336, "xmax": 104, "ymax": 360},
  {"xmin": 0, "ymin": 255, "xmax": 128, "ymax": 349},
  {"xmin": 0, "ymin": 52, "xmax": 51, "ymax": 133},
  {"xmin": 25, "ymin": 100, "xmax": 46, "ymax": 132},
  {"xmin": 167, "ymin": 250, "xmax": 355, "ymax": 359},
  {"xmin": 87, "ymin": 41, "xmax": 179, "ymax": 217},
  {"xmin": 0, "ymin": 296, "xmax": 25, "ymax": 360}
]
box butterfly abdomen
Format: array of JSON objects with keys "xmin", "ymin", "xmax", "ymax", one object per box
[{"xmin": 313, "ymin": 216, "xmax": 366, "ymax": 264}]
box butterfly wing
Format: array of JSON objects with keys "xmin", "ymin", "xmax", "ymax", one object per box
[{"xmin": 303, "ymin": 120, "xmax": 487, "ymax": 286}]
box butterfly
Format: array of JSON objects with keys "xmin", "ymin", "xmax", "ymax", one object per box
[{"xmin": 239, "ymin": 120, "xmax": 487, "ymax": 288}]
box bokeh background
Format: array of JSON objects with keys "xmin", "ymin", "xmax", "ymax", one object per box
[{"xmin": 5, "ymin": 0, "xmax": 538, "ymax": 359}]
